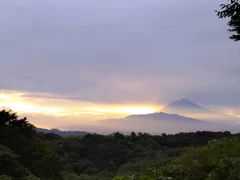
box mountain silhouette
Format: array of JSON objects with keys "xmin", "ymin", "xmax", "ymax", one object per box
[
  {"xmin": 37, "ymin": 128, "xmax": 90, "ymax": 136},
  {"xmin": 162, "ymin": 98, "xmax": 240, "ymax": 125},
  {"xmin": 60, "ymin": 99, "xmax": 240, "ymax": 135},
  {"xmin": 162, "ymin": 98, "xmax": 210, "ymax": 114},
  {"xmin": 165, "ymin": 98, "xmax": 204, "ymax": 108},
  {"xmin": 97, "ymin": 112, "xmax": 234, "ymax": 134},
  {"xmin": 94, "ymin": 99, "xmax": 240, "ymax": 134}
]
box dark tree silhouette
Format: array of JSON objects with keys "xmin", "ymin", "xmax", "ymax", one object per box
[
  {"xmin": 0, "ymin": 110, "xmax": 36, "ymax": 137},
  {"xmin": 217, "ymin": 0, "xmax": 240, "ymax": 41},
  {"xmin": 0, "ymin": 110, "xmax": 64, "ymax": 179}
]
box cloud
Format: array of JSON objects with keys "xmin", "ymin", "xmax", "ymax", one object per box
[
  {"xmin": 0, "ymin": 0, "xmax": 239, "ymax": 108},
  {"xmin": 0, "ymin": 90, "xmax": 160, "ymax": 128}
]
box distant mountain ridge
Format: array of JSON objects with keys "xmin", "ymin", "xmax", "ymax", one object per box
[
  {"xmin": 97, "ymin": 112, "xmax": 232, "ymax": 134},
  {"xmin": 126, "ymin": 112, "xmax": 206, "ymax": 122},
  {"xmin": 37, "ymin": 128, "xmax": 90, "ymax": 137},
  {"xmin": 95, "ymin": 99, "xmax": 240, "ymax": 134}
]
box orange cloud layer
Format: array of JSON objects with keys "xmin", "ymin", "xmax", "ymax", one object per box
[{"xmin": 0, "ymin": 89, "xmax": 161, "ymax": 128}]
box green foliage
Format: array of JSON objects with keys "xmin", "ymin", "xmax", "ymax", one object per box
[
  {"xmin": 63, "ymin": 173, "xmax": 91, "ymax": 180},
  {"xmin": 115, "ymin": 137, "xmax": 240, "ymax": 180},
  {"xmin": 0, "ymin": 175, "xmax": 12, "ymax": 180},
  {"xmin": 1, "ymin": 109, "xmax": 239, "ymax": 180},
  {"xmin": 54, "ymin": 131, "xmax": 230, "ymax": 178},
  {"xmin": 169, "ymin": 137, "xmax": 240, "ymax": 180},
  {"xmin": 0, "ymin": 110, "xmax": 63, "ymax": 180},
  {"xmin": 0, "ymin": 175, "xmax": 11, "ymax": 180},
  {"xmin": 0, "ymin": 145, "xmax": 30, "ymax": 179},
  {"xmin": 216, "ymin": 0, "xmax": 240, "ymax": 41}
]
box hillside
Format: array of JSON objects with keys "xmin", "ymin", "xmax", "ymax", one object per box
[
  {"xmin": 37, "ymin": 128, "xmax": 90, "ymax": 136},
  {"xmin": 97, "ymin": 111, "xmax": 237, "ymax": 134}
]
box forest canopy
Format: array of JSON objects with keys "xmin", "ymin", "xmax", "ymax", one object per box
[{"xmin": 1, "ymin": 109, "xmax": 239, "ymax": 180}]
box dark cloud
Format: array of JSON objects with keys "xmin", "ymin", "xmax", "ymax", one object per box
[{"xmin": 0, "ymin": 0, "xmax": 239, "ymax": 106}]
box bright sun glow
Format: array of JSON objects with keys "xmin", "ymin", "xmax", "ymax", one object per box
[
  {"xmin": 226, "ymin": 111, "xmax": 240, "ymax": 118},
  {"xmin": 0, "ymin": 93, "xmax": 11, "ymax": 99},
  {"xmin": 84, "ymin": 107, "xmax": 157, "ymax": 115},
  {"xmin": 0, "ymin": 92, "xmax": 68, "ymax": 116},
  {"xmin": 0, "ymin": 91, "xmax": 159, "ymax": 118}
]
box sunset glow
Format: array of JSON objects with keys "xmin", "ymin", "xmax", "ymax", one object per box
[
  {"xmin": 0, "ymin": 90, "xmax": 160, "ymax": 127},
  {"xmin": 115, "ymin": 107, "xmax": 156, "ymax": 115},
  {"xmin": 226, "ymin": 111, "xmax": 240, "ymax": 118}
]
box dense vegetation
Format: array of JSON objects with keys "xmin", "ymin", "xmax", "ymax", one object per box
[
  {"xmin": 115, "ymin": 137, "xmax": 240, "ymax": 180},
  {"xmin": 1, "ymin": 109, "xmax": 240, "ymax": 180},
  {"xmin": 0, "ymin": 110, "xmax": 64, "ymax": 180}
]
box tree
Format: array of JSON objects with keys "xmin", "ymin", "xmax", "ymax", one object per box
[
  {"xmin": 0, "ymin": 110, "xmax": 36, "ymax": 138},
  {"xmin": 216, "ymin": 0, "xmax": 240, "ymax": 41},
  {"xmin": 0, "ymin": 110, "xmax": 64, "ymax": 180},
  {"xmin": 0, "ymin": 145, "xmax": 30, "ymax": 179},
  {"xmin": 0, "ymin": 175, "xmax": 11, "ymax": 180}
]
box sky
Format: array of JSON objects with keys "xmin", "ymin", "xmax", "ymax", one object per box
[{"xmin": 0, "ymin": 0, "xmax": 239, "ymax": 129}]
